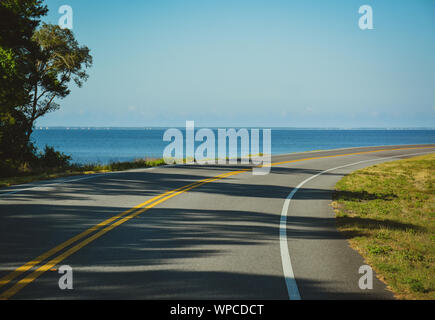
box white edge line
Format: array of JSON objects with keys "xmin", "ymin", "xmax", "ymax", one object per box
[
  {"xmin": 0, "ymin": 164, "xmax": 181, "ymax": 197},
  {"xmin": 0, "ymin": 174, "xmax": 109, "ymax": 196},
  {"xmin": 275, "ymin": 143, "xmax": 435, "ymax": 158},
  {"xmin": 279, "ymin": 150, "xmax": 434, "ymax": 300},
  {"xmin": 1, "ymin": 146, "xmax": 433, "ymax": 197}
]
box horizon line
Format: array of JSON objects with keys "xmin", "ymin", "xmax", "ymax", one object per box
[{"xmin": 34, "ymin": 126, "xmax": 435, "ymax": 130}]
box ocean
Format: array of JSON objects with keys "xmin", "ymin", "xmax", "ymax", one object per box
[{"xmin": 31, "ymin": 128, "xmax": 435, "ymax": 165}]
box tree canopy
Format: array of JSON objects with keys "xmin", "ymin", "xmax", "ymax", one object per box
[
  {"xmin": 0, "ymin": 0, "xmax": 92, "ymax": 175},
  {"xmin": 24, "ymin": 24, "xmax": 93, "ymax": 139},
  {"xmin": 0, "ymin": 0, "xmax": 48, "ymax": 116}
]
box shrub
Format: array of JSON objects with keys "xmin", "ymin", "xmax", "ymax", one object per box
[{"xmin": 38, "ymin": 146, "xmax": 71, "ymax": 170}]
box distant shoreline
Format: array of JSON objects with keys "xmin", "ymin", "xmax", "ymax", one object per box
[
  {"xmin": 34, "ymin": 127, "xmax": 435, "ymax": 131},
  {"xmin": 31, "ymin": 129, "xmax": 435, "ymax": 165}
]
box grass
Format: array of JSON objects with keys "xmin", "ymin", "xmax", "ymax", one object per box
[
  {"xmin": 332, "ymin": 153, "xmax": 435, "ymax": 300},
  {"xmin": 0, "ymin": 158, "xmax": 166, "ymax": 188}
]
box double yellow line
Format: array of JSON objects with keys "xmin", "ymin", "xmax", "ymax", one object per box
[
  {"xmin": 0, "ymin": 146, "xmax": 432, "ymax": 299},
  {"xmin": 0, "ymin": 168, "xmax": 249, "ymax": 300}
]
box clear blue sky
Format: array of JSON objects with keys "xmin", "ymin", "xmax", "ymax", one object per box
[{"xmin": 38, "ymin": 0, "xmax": 435, "ymax": 128}]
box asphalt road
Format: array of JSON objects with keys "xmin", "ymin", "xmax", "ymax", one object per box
[{"xmin": 0, "ymin": 144, "xmax": 434, "ymax": 300}]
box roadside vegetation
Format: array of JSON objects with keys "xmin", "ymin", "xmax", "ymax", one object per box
[
  {"xmin": 1, "ymin": 1, "xmax": 93, "ymax": 181},
  {"xmin": 332, "ymin": 153, "xmax": 435, "ymax": 300},
  {"xmin": 0, "ymin": 148, "xmax": 165, "ymax": 188}
]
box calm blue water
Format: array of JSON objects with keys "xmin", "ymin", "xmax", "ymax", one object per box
[{"xmin": 31, "ymin": 128, "xmax": 435, "ymax": 164}]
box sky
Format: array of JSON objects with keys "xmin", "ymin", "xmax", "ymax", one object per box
[{"xmin": 37, "ymin": 0, "xmax": 435, "ymax": 128}]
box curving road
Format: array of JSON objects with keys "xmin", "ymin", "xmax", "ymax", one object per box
[{"xmin": 0, "ymin": 144, "xmax": 434, "ymax": 300}]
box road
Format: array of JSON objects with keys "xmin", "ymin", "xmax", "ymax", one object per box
[{"xmin": 0, "ymin": 144, "xmax": 434, "ymax": 300}]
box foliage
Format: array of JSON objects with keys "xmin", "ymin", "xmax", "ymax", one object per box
[
  {"xmin": 22, "ymin": 24, "xmax": 93, "ymax": 139},
  {"xmin": 0, "ymin": 108, "xmax": 37, "ymax": 173},
  {"xmin": 0, "ymin": 0, "xmax": 47, "ymax": 171},
  {"xmin": 0, "ymin": 0, "xmax": 47, "ymax": 115},
  {"xmin": 0, "ymin": 1, "xmax": 92, "ymax": 175},
  {"xmin": 37, "ymin": 145, "xmax": 71, "ymax": 169}
]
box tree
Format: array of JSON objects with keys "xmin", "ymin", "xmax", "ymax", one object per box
[
  {"xmin": 0, "ymin": 108, "xmax": 38, "ymax": 171},
  {"xmin": 0, "ymin": 0, "xmax": 47, "ymax": 170},
  {"xmin": 0, "ymin": 2, "xmax": 92, "ymax": 175},
  {"xmin": 22, "ymin": 23, "xmax": 93, "ymax": 140},
  {"xmin": 0, "ymin": 0, "xmax": 47, "ymax": 115}
]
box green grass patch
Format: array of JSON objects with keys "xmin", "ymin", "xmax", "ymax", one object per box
[{"xmin": 332, "ymin": 153, "xmax": 435, "ymax": 300}]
